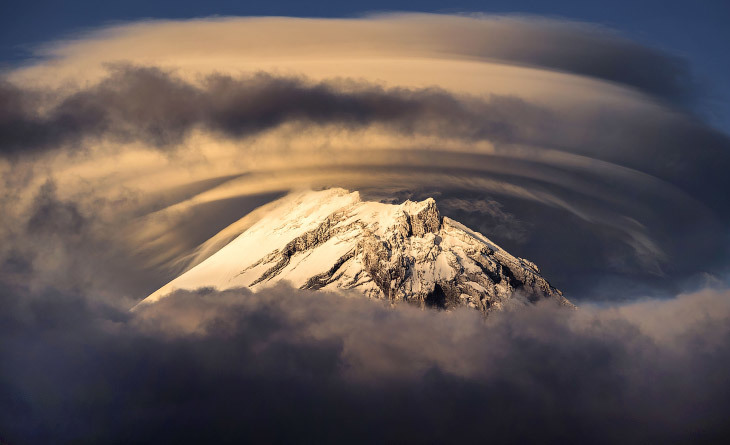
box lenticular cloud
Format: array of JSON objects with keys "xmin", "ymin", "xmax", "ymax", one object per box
[{"xmin": 2, "ymin": 14, "xmax": 728, "ymax": 300}]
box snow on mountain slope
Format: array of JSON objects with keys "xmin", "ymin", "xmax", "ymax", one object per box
[{"xmin": 139, "ymin": 188, "xmax": 573, "ymax": 313}]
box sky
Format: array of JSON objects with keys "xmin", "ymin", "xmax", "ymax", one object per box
[
  {"xmin": 1, "ymin": 2, "xmax": 730, "ymax": 444},
  {"xmin": 2, "ymin": 0, "xmax": 729, "ymax": 131}
]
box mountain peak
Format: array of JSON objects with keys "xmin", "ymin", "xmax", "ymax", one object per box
[{"xmin": 139, "ymin": 189, "xmax": 573, "ymax": 313}]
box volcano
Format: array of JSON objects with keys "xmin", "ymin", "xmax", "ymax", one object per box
[{"xmin": 140, "ymin": 189, "xmax": 572, "ymax": 313}]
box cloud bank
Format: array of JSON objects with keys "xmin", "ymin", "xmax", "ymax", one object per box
[{"xmin": 2, "ymin": 284, "xmax": 729, "ymax": 444}]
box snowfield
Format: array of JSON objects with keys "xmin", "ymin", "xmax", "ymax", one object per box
[{"xmin": 140, "ymin": 189, "xmax": 572, "ymax": 313}]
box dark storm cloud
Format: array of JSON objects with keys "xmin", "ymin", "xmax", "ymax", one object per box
[
  {"xmin": 0, "ymin": 65, "xmax": 545, "ymax": 156},
  {"xmin": 1, "ymin": 284, "xmax": 729, "ymax": 444}
]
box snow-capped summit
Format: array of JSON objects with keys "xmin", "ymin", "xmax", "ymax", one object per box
[{"xmin": 140, "ymin": 188, "xmax": 573, "ymax": 313}]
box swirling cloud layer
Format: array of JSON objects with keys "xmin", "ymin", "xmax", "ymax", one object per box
[{"xmin": 2, "ymin": 14, "xmax": 728, "ymax": 299}]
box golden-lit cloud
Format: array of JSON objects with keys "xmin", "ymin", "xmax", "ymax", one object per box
[{"xmin": 0, "ymin": 13, "xmax": 727, "ymax": 301}]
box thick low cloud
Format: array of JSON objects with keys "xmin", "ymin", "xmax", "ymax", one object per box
[{"xmin": 2, "ymin": 283, "xmax": 729, "ymax": 444}]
